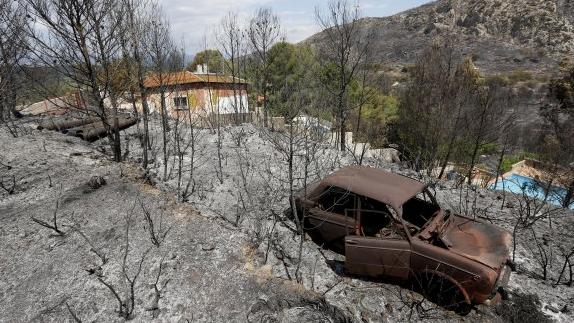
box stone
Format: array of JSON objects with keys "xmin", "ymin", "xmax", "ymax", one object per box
[{"xmin": 87, "ymin": 176, "xmax": 106, "ymax": 189}]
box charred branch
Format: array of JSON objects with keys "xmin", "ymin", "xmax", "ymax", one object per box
[
  {"xmin": 146, "ymin": 258, "xmax": 170, "ymax": 318},
  {"xmin": 69, "ymin": 224, "xmax": 108, "ymax": 265},
  {"xmin": 94, "ymin": 204, "xmax": 150, "ymax": 320},
  {"xmin": 139, "ymin": 198, "xmax": 171, "ymax": 247},
  {"xmin": 65, "ymin": 302, "xmax": 82, "ymax": 323},
  {"xmin": 31, "ymin": 198, "xmax": 64, "ymax": 236},
  {"xmin": 555, "ymin": 246, "xmax": 574, "ymax": 287}
]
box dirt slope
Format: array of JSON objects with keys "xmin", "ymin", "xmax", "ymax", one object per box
[
  {"xmin": 1, "ymin": 120, "xmax": 573, "ymax": 322},
  {"xmin": 0, "ymin": 129, "xmax": 346, "ymax": 322}
]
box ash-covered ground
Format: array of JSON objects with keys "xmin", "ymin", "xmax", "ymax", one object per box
[{"xmin": 1, "ymin": 117, "xmax": 573, "ymax": 322}]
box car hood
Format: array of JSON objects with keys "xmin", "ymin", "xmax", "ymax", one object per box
[{"xmin": 440, "ymin": 215, "xmax": 512, "ymax": 270}]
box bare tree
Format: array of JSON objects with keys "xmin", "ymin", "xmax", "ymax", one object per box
[
  {"xmin": 26, "ymin": 0, "xmax": 126, "ymax": 161},
  {"xmin": 525, "ymin": 227, "xmax": 554, "ymax": 280},
  {"xmin": 258, "ymin": 54, "xmax": 334, "ymax": 281},
  {"xmin": 540, "ymin": 63, "xmax": 574, "ymax": 208},
  {"xmin": 346, "ymin": 81, "xmax": 380, "ymax": 165},
  {"xmin": 59, "ymin": 198, "xmax": 171, "ymax": 320},
  {"xmin": 231, "ymin": 133, "xmax": 257, "ymax": 228},
  {"xmin": 492, "ymin": 132, "xmax": 514, "ymax": 190},
  {"xmin": 247, "ymin": 7, "xmax": 281, "ymax": 127},
  {"xmin": 464, "ymin": 80, "xmax": 513, "ymax": 183},
  {"xmin": 397, "ymin": 41, "xmax": 470, "ymax": 174},
  {"xmin": 436, "ymin": 55, "xmax": 480, "ymax": 178},
  {"xmin": 315, "ymin": 0, "xmax": 372, "ymax": 151},
  {"xmin": 147, "ymin": 10, "xmax": 176, "ymax": 181},
  {"xmin": 174, "ymin": 107, "xmax": 210, "ymax": 202},
  {"xmin": 509, "ymin": 179, "xmax": 562, "ymax": 263},
  {"xmin": 0, "ymin": 0, "xmax": 29, "ymax": 136},
  {"xmin": 197, "ymin": 35, "xmax": 226, "ymax": 185},
  {"xmin": 218, "ymin": 13, "xmax": 246, "ymax": 124},
  {"xmin": 121, "ymin": 0, "xmax": 155, "ymax": 169},
  {"xmin": 161, "ymin": 43, "xmax": 210, "ymax": 201}
]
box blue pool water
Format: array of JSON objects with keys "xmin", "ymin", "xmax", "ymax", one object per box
[{"xmin": 490, "ymin": 174, "xmax": 573, "ymax": 210}]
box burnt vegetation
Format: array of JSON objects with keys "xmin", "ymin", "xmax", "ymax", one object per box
[
  {"xmin": 2, "ymin": 0, "xmax": 574, "ymax": 322},
  {"xmin": 30, "ymin": 188, "xmax": 66, "ymax": 236}
]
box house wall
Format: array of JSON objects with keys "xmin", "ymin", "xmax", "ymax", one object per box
[{"xmin": 145, "ymin": 83, "xmax": 249, "ymax": 119}]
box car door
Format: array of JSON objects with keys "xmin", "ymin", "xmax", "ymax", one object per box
[
  {"xmin": 308, "ymin": 208, "xmax": 354, "ymax": 250},
  {"xmin": 345, "ymin": 234, "xmax": 411, "ymax": 280},
  {"xmin": 307, "ymin": 186, "xmax": 357, "ymax": 251}
]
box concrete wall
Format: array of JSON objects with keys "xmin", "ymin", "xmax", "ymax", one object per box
[{"xmin": 260, "ymin": 113, "xmax": 402, "ymax": 164}]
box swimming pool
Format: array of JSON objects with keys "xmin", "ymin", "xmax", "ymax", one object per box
[{"xmin": 490, "ymin": 173, "xmax": 573, "ymax": 210}]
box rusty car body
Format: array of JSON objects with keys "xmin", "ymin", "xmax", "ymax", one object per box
[{"xmin": 292, "ymin": 166, "xmax": 512, "ymax": 311}]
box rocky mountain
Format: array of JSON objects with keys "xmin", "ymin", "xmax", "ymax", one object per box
[
  {"xmin": 304, "ymin": 0, "xmax": 574, "ymax": 150},
  {"xmin": 305, "ymin": 0, "xmax": 574, "ymax": 76}
]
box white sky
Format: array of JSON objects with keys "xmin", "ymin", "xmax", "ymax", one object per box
[{"xmin": 158, "ymin": 0, "xmax": 432, "ymax": 54}]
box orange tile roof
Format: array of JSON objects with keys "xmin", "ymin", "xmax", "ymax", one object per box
[{"xmin": 144, "ymin": 71, "xmax": 247, "ymax": 88}]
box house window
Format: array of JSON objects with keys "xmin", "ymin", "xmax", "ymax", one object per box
[{"xmin": 173, "ymin": 97, "xmax": 188, "ymax": 110}]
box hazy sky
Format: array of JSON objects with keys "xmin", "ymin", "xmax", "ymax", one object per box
[{"xmin": 159, "ymin": 0, "xmax": 432, "ymax": 53}]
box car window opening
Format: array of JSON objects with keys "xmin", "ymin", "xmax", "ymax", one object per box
[
  {"xmin": 316, "ymin": 186, "xmax": 440, "ymax": 240},
  {"xmin": 317, "ymin": 186, "xmax": 356, "ymax": 216},
  {"xmin": 402, "ymin": 189, "xmax": 440, "ymax": 229},
  {"xmin": 353, "ymin": 196, "xmax": 407, "ymax": 240}
]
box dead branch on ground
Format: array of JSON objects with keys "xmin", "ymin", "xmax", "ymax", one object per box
[
  {"xmin": 65, "ymin": 302, "xmax": 82, "ymax": 323},
  {"xmin": 69, "ymin": 222, "xmax": 108, "ymax": 265},
  {"xmin": 31, "ymin": 194, "xmax": 64, "ymax": 236}
]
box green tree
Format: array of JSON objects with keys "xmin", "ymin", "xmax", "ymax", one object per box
[
  {"xmin": 266, "ymin": 42, "xmax": 316, "ymax": 118},
  {"xmin": 359, "ymin": 92, "xmax": 398, "ymax": 124},
  {"xmin": 350, "ymin": 83, "xmax": 398, "ymax": 148},
  {"xmin": 315, "ymin": 0, "xmax": 372, "ymax": 151},
  {"xmin": 186, "ymin": 49, "xmax": 226, "ymax": 74}
]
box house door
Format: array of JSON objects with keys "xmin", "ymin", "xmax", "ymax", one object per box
[{"xmin": 345, "ymin": 236, "xmax": 411, "ymax": 280}]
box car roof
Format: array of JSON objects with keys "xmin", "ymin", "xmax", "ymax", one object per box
[{"xmin": 312, "ymin": 166, "xmax": 427, "ymax": 211}]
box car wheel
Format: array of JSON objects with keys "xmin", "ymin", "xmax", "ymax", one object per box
[{"xmin": 421, "ymin": 275, "xmax": 471, "ymax": 315}]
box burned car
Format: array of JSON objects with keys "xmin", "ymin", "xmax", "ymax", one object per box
[{"xmin": 292, "ymin": 166, "xmax": 512, "ymax": 311}]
